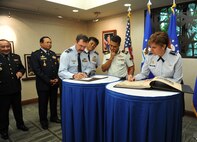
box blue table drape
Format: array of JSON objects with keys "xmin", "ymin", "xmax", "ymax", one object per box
[
  {"xmin": 105, "ymin": 86, "xmax": 183, "ymax": 142},
  {"xmin": 62, "ymin": 76, "xmax": 119, "ymax": 142}
]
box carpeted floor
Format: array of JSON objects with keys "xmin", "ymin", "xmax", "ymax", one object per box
[
  {"xmin": 0, "ymin": 101, "xmax": 62, "ymax": 142},
  {"xmin": 1, "ymin": 101, "xmax": 197, "ymax": 142}
]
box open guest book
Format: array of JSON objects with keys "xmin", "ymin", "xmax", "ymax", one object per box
[
  {"xmin": 73, "ymin": 75, "xmax": 108, "ymax": 82},
  {"xmin": 114, "ymin": 76, "xmax": 193, "ymax": 94}
]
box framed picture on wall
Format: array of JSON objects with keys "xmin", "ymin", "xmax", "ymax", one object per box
[
  {"xmin": 24, "ymin": 54, "xmax": 35, "ymax": 80},
  {"xmin": 9, "ymin": 41, "xmax": 15, "ymax": 53},
  {"xmin": 102, "ymin": 30, "xmax": 117, "ymax": 54}
]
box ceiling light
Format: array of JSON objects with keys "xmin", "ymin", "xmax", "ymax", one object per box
[
  {"xmin": 93, "ymin": 19, "xmax": 99, "ymax": 22},
  {"xmin": 46, "ymin": 0, "xmax": 118, "ymax": 10},
  {"xmin": 92, "ymin": 12, "xmax": 101, "ymax": 23},
  {"xmin": 8, "ymin": 11, "xmax": 11, "ymax": 18},
  {"xmin": 73, "ymin": 9, "xmax": 79, "ymax": 13},
  {"xmin": 57, "ymin": 15, "xmax": 63, "ymax": 19},
  {"xmin": 124, "ymin": 3, "xmax": 131, "ymax": 7}
]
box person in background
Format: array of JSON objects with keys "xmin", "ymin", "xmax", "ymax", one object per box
[
  {"xmin": 128, "ymin": 31, "xmax": 183, "ymax": 83},
  {"xmin": 0, "ymin": 39, "xmax": 28, "ymax": 140},
  {"xmin": 58, "ymin": 34, "xmax": 92, "ymax": 80},
  {"xmin": 101, "ymin": 35, "xmax": 134, "ymax": 80},
  {"xmin": 31, "ymin": 36, "xmax": 61, "ymax": 130},
  {"xmin": 84, "ymin": 37, "xmax": 100, "ymax": 76}
]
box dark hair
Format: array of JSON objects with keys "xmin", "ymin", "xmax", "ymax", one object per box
[
  {"xmin": 40, "ymin": 36, "xmax": 51, "ymax": 43},
  {"xmin": 148, "ymin": 32, "xmax": 169, "ymax": 48},
  {"xmin": 110, "ymin": 35, "xmax": 121, "ymax": 45},
  {"xmin": 88, "ymin": 37, "xmax": 99, "ymax": 45},
  {"xmin": 76, "ymin": 34, "xmax": 88, "ymax": 43}
]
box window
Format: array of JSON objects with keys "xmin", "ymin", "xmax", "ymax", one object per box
[{"xmin": 151, "ymin": 1, "xmax": 197, "ymax": 58}]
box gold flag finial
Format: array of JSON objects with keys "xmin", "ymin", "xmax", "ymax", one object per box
[
  {"xmin": 147, "ymin": 0, "xmax": 152, "ymax": 13},
  {"xmin": 127, "ymin": 6, "xmax": 131, "ymax": 18},
  {"xmin": 171, "ymin": 0, "xmax": 176, "ymax": 14}
]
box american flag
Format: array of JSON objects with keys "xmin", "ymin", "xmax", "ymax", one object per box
[
  {"xmin": 168, "ymin": 4, "xmax": 180, "ymax": 52},
  {"xmin": 124, "ymin": 12, "xmax": 134, "ymax": 60}
]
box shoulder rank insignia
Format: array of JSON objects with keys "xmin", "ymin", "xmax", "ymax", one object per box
[
  {"xmin": 94, "ymin": 51, "xmax": 99, "ymax": 55},
  {"xmin": 83, "ymin": 51, "xmax": 88, "ymax": 54},
  {"xmin": 169, "ymin": 51, "xmax": 177, "ymax": 55},
  {"xmin": 65, "ymin": 48, "xmax": 72, "ymax": 53},
  {"xmin": 121, "ymin": 50, "xmax": 128, "ymax": 54},
  {"xmin": 103, "ymin": 51, "xmax": 110, "ymax": 55},
  {"xmin": 148, "ymin": 52, "xmax": 153, "ymax": 55}
]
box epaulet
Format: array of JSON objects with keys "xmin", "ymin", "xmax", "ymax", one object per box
[
  {"xmin": 122, "ymin": 50, "xmax": 128, "ymax": 54},
  {"xmin": 94, "ymin": 51, "xmax": 99, "ymax": 55},
  {"xmin": 103, "ymin": 51, "xmax": 110, "ymax": 55},
  {"xmin": 65, "ymin": 48, "xmax": 72, "ymax": 53},
  {"xmin": 11, "ymin": 53, "xmax": 19, "ymax": 58},
  {"xmin": 83, "ymin": 51, "xmax": 88, "ymax": 54},
  {"xmin": 169, "ymin": 51, "xmax": 177, "ymax": 56}
]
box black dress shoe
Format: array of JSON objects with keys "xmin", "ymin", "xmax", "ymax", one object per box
[
  {"xmin": 17, "ymin": 125, "xmax": 29, "ymax": 131},
  {"xmin": 0, "ymin": 131, "xmax": 9, "ymax": 140},
  {"xmin": 50, "ymin": 118, "xmax": 61, "ymax": 123},
  {"xmin": 40, "ymin": 122, "xmax": 48, "ymax": 130}
]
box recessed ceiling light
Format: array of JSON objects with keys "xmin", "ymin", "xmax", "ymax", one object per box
[
  {"xmin": 124, "ymin": 3, "xmax": 131, "ymax": 7},
  {"xmin": 58, "ymin": 15, "xmax": 63, "ymax": 19},
  {"xmin": 72, "ymin": 9, "xmax": 79, "ymax": 13}
]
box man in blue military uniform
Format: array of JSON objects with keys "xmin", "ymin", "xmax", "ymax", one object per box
[
  {"xmin": 31, "ymin": 36, "xmax": 60, "ymax": 130},
  {"xmin": 58, "ymin": 34, "xmax": 92, "ymax": 80},
  {"xmin": 102, "ymin": 35, "xmax": 134, "ymax": 79},
  {"xmin": 0, "ymin": 39, "xmax": 28, "ymax": 140},
  {"xmin": 84, "ymin": 37, "xmax": 100, "ymax": 76}
]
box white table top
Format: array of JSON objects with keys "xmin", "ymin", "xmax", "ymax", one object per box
[
  {"xmin": 106, "ymin": 81, "xmax": 180, "ymax": 97},
  {"xmin": 63, "ymin": 75, "xmax": 120, "ymax": 84}
]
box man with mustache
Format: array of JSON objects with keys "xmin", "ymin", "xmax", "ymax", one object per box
[
  {"xmin": 58, "ymin": 34, "xmax": 92, "ymax": 80},
  {"xmin": 102, "ymin": 35, "xmax": 134, "ymax": 80}
]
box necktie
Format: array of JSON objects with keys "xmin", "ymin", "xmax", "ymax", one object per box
[
  {"xmin": 78, "ymin": 53, "xmax": 82, "ymax": 72},
  {"xmin": 157, "ymin": 57, "xmax": 165, "ymax": 62},
  {"xmin": 4, "ymin": 54, "xmax": 10, "ymax": 61},
  {"xmin": 88, "ymin": 52, "xmax": 90, "ymax": 61},
  {"xmin": 46, "ymin": 51, "xmax": 50, "ymax": 56}
]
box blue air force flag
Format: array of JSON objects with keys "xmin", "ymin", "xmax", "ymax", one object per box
[
  {"xmin": 168, "ymin": 11, "xmax": 180, "ymax": 52},
  {"xmin": 142, "ymin": 10, "xmax": 152, "ymax": 65}
]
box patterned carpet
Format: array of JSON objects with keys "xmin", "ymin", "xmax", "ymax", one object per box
[
  {"xmin": 1, "ymin": 101, "xmax": 197, "ymax": 142},
  {"xmin": 0, "ymin": 102, "xmax": 62, "ymax": 142}
]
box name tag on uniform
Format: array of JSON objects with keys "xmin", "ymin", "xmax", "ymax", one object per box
[
  {"xmin": 149, "ymin": 65, "xmax": 156, "ymax": 67},
  {"xmin": 82, "ymin": 58, "xmax": 88, "ymax": 62},
  {"xmin": 41, "ymin": 55, "xmax": 47, "ymax": 60}
]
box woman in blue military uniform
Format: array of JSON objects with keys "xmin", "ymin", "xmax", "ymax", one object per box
[
  {"xmin": 0, "ymin": 39, "xmax": 28, "ymax": 140},
  {"xmin": 128, "ymin": 32, "xmax": 185, "ymax": 115},
  {"xmin": 128, "ymin": 31, "xmax": 183, "ymax": 83},
  {"xmin": 31, "ymin": 36, "xmax": 60, "ymax": 130}
]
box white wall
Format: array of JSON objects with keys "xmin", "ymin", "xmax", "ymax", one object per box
[
  {"xmin": 0, "ymin": 9, "xmax": 196, "ymax": 111},
  {"xmin": 0, "ymin": 12, "xmax": 88, "ymax": 100}
]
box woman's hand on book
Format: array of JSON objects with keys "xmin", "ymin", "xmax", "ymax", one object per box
[{"xmin": 127, "ymin": 74, "xmax": 135, "ymax": 82}]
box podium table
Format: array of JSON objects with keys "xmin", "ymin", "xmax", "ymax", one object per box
[
  {"xmin": 61, "ymin": 75, "xmax": 119, "ymax": 142},
  {"xmin": 105, "ymin": 81, "xmax": 183, "ymax": 142}
]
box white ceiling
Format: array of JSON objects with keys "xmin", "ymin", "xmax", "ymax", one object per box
[{"xmin": 0, "ymin": 0, "xmax": 193, "ymax": 21}]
